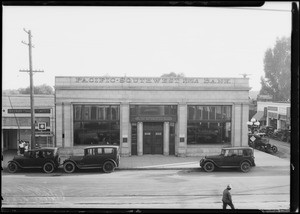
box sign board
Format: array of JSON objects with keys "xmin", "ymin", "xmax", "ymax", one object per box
[
  {"xmin": 8, "ymin": 109, "xmax": 51, "ymax": 114},
  {"xmin": 257, "ymin": 95, "xmax": 273, "ymax": 100},
  {"xmin": 38, "ymin": 122, "xmax": 47, "ymax": 130},
  {"xmin": 268, "ymin": 112, "xmax": 278, "ymax": 119},
  {"xmin": 268, "ymin": 106, "xmax": 278, "ymax": 112},
  {"xmin": 130, "ymin": 116, "xmax": 177, "ymax": 122},
  {"xmin": 250, "ymin": 136, "xmax": 256, "ymax": 142}
]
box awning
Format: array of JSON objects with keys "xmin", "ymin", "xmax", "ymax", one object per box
[{"xmin": 252, "ymin": 111, "xmax": 266, "ymax": 121}]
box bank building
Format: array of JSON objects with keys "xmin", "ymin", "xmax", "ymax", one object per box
[{"xmin": 55, "ymin": 76, "xmax": 250, "ymax": 156}]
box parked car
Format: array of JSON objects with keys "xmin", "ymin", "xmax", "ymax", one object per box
[
  {"xmin": 271, "ymin": 129, "xmax": 291, "ymax": 142},
  {"xmin": 200, "ymin": 147, "xmax": 255, "ymax": 173},
  {"xmin": 7, "ymin": 147, "xmax": 60, "ymax": 173},
  {"xmin": 248, "ymin": 134, "xmax": 278, "ymax": 153},
  {"xmin": 260, "ymin": 126, "xmax": 275, "ymax": 137},
  {"xmin": 63, "ymin": 145, "xmax": 120, "ymax": 173}
]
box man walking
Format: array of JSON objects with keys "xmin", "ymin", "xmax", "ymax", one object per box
[{"xmin": 222, "ymin": 184, "xmax": 235, "ymax": 209}]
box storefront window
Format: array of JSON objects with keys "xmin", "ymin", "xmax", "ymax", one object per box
[
  {"xmin": 130, "ymin": 105, "xmax": 177, "ymax": 117},
  {"xmin": 187, "ymin": 106, "xmax": 232, "ymax": 145},
  {"xmin": 74, "ymin": 105, "xmax": 120, "ymax": 145}
]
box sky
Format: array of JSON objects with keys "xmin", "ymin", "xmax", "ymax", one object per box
[{"xmin": 2, "ymin": 2, "xmax": 292, "ymax": 91}]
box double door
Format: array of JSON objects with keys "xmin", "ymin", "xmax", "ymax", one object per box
[{"xmin": 143, "ymin": 123, "xmax": 163, "ymax": 154}]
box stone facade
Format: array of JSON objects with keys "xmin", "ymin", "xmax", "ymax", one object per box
[
  {"xmin": 1, "ymin": 94, "xmax": 55, "ymax": 150},
  {"xmin": 256, "ymin": 101, "xmax": 290, "ymax": 130},
  {"xmin": 55, "ymin": 76, "xmax": 250, "ymax": 156}
]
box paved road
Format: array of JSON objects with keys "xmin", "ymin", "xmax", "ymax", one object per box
[
  {"xmin": 2, "ymin": 166, "xmax": 290, "ymax": 210},
  {"xmin": 266, "ymin": 138, "xmax": 290, "ymax": 160}
]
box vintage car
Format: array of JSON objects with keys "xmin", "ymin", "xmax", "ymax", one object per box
[
  {"xmin": 200, "ymin": 147, "xmax": 255, "ymax": 173},
  {"xmin": 7, "ymin": 147, "xmax": 60, "ymax": 173},
  {"xmin": 63, "ymin": 145, "xmax": 120, "ymax": 173},
  {"xmin": 248, "ymin": 134, "xmax": 278, "ymax": 153}
]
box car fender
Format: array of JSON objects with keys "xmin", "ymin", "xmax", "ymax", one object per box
[
  {"xmin": 43, "ymin": 159, "xmax": 57, "ymax": 166},
  {"xmin": 239, "ymin": 159, "xmax": 253, "ymax": 166},
  {"xmin": 63, "ymin": 159, "xmax": 78, "ymax": 168},
  {"xmin": 104, "ymin": 159, "xmax": 118, "ymax": 167},
  {"xmin": 8, "ymin": 160, "xmax": 22, "ymax": 168},
  {"xmin": 203, "ymin": 159, "xmax": 220, "ymax": 168}
]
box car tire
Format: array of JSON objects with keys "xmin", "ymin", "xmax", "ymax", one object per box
[
  {"xmin": 240, "ymin": 161, "xmax": 251, "ymax": 173},
  {"xmin": 272, "ymin": 146, "xmax": 278, "ymax": 153},
  {"xmin": 103, "ymin": 161, "xmax": 115, "ymax": 173},
  {"xmin": 63, "ymin": 162, "xmax": 76, "ymax": 173},
  {"xmin": 203, "ymin": 162, "xmax": 215, "ymax": 172},
  {"xmin": 7, "ymin": 162, "xmax": 18, "ymax": 173},
  {"xmin": 43, "ymin": 162, "xmax": 55, "ymax": 173}
]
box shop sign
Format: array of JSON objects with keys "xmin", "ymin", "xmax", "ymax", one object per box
[
  {"xmin": 2, "ymin": 117, "xmax": 50, "ymax": 126},
  {"xmin": 74, "ymin": 77, "xmax": 232, "ymax": 85},
  {"xmin": 250, "ymin": 136, "xmax": 256, "ymax": 142},
  {"xmin": 38, "ymin": 122, "xmax": 47, "ymax": 130},
  {"xmin": 35, "ymin": 130, "xmax": 52, "ymax": 135},
  {"xmin": 257, "ymin": 95, "xmax": 273, "ymax": 100},
  {"xmin": 279, "ymin": 114, "xmax": 287, "ymax": 120},
  {"xmin": 8, "ymin": 109, "xmax": 51, "ymax": 114},
  {"xmin": 264, "ymin": 107, "xmax": 268, "ymax": 117},
  {"xmin": 130, "ymin": 116, "xmax": 177, "ymax": 122},
  {"xmin": 267, "ymin": 106, "xmax": 278, "ymax": 111},
  {"xmin": 268, "ymin": 112, "xmax": 278, "ymax": 119}
]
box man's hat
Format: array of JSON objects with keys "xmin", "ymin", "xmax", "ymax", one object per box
[{"xmin": 227, "ymin": 184, "xmax": 232, "ymax": 189}]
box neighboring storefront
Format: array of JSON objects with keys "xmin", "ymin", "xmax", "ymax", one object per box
[
  {"xmin": 255, "ymin": 101, "xmax": 290, "ymax": 130},
  {"xmin": 1, "ymin": 94, "xmax": 55, "ymax": 151},
  {"xmin": 55, "ymin": 76, "xmax": 250, "ymax": 156}
]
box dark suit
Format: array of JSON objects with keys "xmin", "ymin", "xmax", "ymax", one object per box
[{"xmin": 222, "ymin": 188, "xmax": 235, "ymax": 209}]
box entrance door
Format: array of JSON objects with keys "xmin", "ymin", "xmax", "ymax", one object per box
[{"xmin": 143, "ymin": 123, "xmax": 163, "ymax": 154}]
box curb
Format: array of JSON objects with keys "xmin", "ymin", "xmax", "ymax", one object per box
[{"xmin": 116, "ymin": 167, "xmax": 199, "ymax": 171}]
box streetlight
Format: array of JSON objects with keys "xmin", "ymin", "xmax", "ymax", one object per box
[
  {"xmin": 248, "ymin": 118, "xmax": 260, "ymax": 134},
  {"xmin": 248, "ymin": 118, "xmax": 261, "ymax": 149}
]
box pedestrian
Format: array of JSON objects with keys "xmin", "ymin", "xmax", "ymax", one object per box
[
  {"xmin": 24, "ymin": 142, "xmax": 29, "ymax": 153},
  {"xmin": 19, "ymin": 140, "xmax": 25, "ymax": 156},
  {"xmin": 222, "ymin": 184, "xmax": 235, "ymax": 209}
]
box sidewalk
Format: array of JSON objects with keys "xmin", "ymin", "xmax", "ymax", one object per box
[{"xmin": 2, "ymin": 149, "xmax": 290, "ymax": 170}]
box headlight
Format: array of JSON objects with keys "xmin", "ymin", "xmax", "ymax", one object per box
[{"xmin": 200, "ymin": 159, "xmax": 204, "ymax": 164}]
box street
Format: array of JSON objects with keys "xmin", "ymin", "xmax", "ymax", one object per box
[
  {"xmin": 266, "ymin": 138, "xmax": 290, "ymax": 160},
  {"xmin": 2, "ymin": 166, "xmax": 289, "ymax": 210}
]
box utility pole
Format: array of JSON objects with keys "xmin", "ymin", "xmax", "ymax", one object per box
[{"xmin": 20, "ymin": 28, "xmax": 44, "ymax": 149}]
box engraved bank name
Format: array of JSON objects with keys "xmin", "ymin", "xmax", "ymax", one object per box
[{"xmin": 75, "ymin": 77, "xmax": 231, "ymax": 84}]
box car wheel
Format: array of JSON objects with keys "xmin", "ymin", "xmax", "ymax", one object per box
[
  {"xmin": 240, "ymin": 161, "xmax": 251, "ymax": 173},
  {"xmin": 43, "ymin": 162, "xmax": 55, "ymax": 173},
  {"xmin": 7, "ymin": 162, "xmax": 18, "ymax": 173},
  {"xmin": 103, "ymin": 161, "xmax": 115, "ymax": 173},
  {"xmin": 63, "ymin": 162, "xmax": 76, "ymax": 173},
  {"xmin": 272, "ymin": 146, "xmax": 278, "ymax": 153},
  {"xmin": 203, "ymin": 162, "xmax": 215, "ymax": 172}
]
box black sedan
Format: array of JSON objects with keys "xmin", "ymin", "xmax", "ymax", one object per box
[{"xmin": 7, "ymin": 147, "xmax": 60, "ymax": 173}]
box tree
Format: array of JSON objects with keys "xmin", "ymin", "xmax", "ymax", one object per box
[
  {"xmin": 161, "ymin": 72, "xmax": 185, "ymax": 78},
  {"xmin": 3, "ymin": 84, "xmax": 54, "ymax": 95},
  {"xmin": 18, "ymin": 84, "xmax": 54, "ymax": 95},
  {"xmin": 259, "ymin": 36, "xmax": 291, "ymax": 101},
  {"xmin": 2, "ymin": 89, "xmax": 20, "ymax": 95}
]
